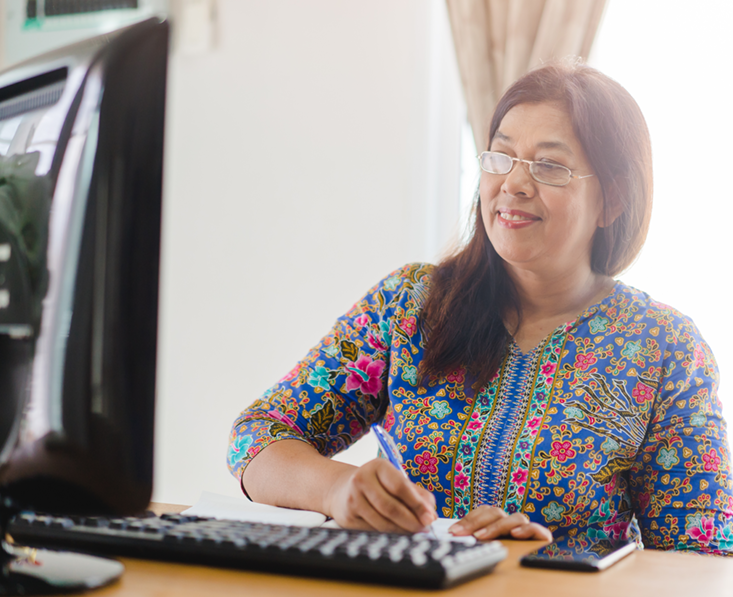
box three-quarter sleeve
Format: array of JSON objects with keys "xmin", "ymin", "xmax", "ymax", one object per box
[
  {"xmin": 629, "ymin": 316, "xmax": 733, "ymax": 554},
  {"xmin": 226, "ymin": 264, "xmax": 423, "ymax": 484}
]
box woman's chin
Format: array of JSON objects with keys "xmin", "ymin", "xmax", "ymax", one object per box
[{"xmin": 491, "ymin": 243, "xmax": 544, "ymax": 269}]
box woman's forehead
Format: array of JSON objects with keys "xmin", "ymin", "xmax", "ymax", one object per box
[{"xmin": 493, "ymin": 102, "xmax": 580, "ymax": 155}]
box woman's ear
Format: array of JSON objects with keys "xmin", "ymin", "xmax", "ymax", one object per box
[{"xmin": 598, "ymin": 180, "xmax": 625, "ymax": 229}]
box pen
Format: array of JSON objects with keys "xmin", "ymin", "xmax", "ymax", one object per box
[
  {"xmin": 371, "ymin": 423, "xmax": 405, "ymax": 474},
  {"xmin": 371, "ymin": 422, "xmax": 438, "ymax": 537}
]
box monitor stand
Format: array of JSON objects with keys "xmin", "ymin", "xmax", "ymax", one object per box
[{"xmin": 0, "ymin": 501, "xmax": 123, "ymax": 595}]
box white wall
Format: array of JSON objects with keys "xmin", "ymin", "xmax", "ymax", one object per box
[{"xmin": 154, "ymin": 0, "xmax": 464, "ymax": 504}]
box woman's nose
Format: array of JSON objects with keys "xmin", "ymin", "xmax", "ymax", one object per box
[{"xmin": 501, "ymin": 160, "xmax": 535, "ymax": 197}]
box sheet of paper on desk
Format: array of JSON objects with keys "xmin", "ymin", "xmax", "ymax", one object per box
[
  {"xmin": 181, "ymin": 491, "xmax": 327, "ymax": 527},
  {"xmin": 321, "ymin": 516, "xmax": 476, "ymax": 544},
  {"xmin": 419, "ymin": 519, "xmax": 477, "ymax": 545}
]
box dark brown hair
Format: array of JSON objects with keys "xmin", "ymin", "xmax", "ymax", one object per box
[{"xmin": 419, "ymin": 62, "xmax": 653, "ymax": 390}]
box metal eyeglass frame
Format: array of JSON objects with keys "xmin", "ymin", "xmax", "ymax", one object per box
[{"xmin": 477, "ymin": 151, "xmax": 595, "ymax": 187}]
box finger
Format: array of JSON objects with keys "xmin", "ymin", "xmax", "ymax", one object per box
[
  {"xmin": 374, "ymin": 464, "xmax": 437, "ymax": 527},
  {"xmin": 450, "ymin": 506, "xmax": 507, "ymax": 536},
  {"xmin": 473, "ymin": 512, "xmax": 530, "ymax": 540},
  {"xmin": 344, "ymin": 491, "xmax": 407, "ymax": 533},
  {"xmin": 509, "ymin": 523, "xmax": 553, "ymax": 541},
  {"xmin": 355, "ymin": 501, "xmax": 409, "ymax": 534},
  {"xmin": 376, "ymin": 463, "xmax": 436, "ymax": 524},
  {"xmin": 415, "ymin": 485, "xmax": 437, "ymax": 511},
  {"xmin": 362, "ymin": 474, "xmax": 431, "ymax": 533}
]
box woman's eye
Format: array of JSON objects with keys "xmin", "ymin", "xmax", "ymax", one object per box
[
  {"xmin": 537, "ymin": 159, "xmax": 564, "ymax": 168},
  {"xmin": 535, "ymin": 162, "xmax": 562, "ymax": 172}
]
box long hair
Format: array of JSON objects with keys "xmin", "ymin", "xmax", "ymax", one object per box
[{"xmin": 419, "ymin": 62, "xmax": 653, "ymax": 391}]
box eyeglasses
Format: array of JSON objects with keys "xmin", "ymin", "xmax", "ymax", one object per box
[{"xmin": 477, "ymin": 151, "xmax": 595, "ymax": 187}]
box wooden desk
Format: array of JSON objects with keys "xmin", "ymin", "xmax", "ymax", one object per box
[{"xmin": 87, "ymin": 504, "xmax": 733, "ymax": 597}]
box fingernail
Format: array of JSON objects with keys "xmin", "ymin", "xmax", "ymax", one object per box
[
  {"xmin": 420, "ymin": 513, "xmax": 434, "ymax": 527},
  {"xmin": 449, "ymin": 523, "xmax": 464, "ymax": 534},
  {"xmin": 474, "ymin": 528, "xmax": 489, "ymax": 539}
]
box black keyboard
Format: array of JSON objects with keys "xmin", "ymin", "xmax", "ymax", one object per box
[{"xmin": 7, "ymin": 512, "xmax": 507, "ymax": 589}]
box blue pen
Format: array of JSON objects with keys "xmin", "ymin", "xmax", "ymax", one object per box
[
  {"xmin": 371, "ymin": 423, "xmax": 406, "ymax": 475},
  {"xmin": 372, "ymin": 422, "xmax": 438, "ymax": 535}
]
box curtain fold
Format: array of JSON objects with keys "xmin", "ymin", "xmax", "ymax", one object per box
[{"xmin": 446, "ymin": 0, "xmax": 607, "ymax": 152}]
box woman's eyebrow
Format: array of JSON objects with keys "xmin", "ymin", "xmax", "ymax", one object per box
[
  {"xmin": 492, "ymin": 132, "xmax": 574, "ymax": 156},
  {"xmin": 536, "ymin": 140, "xmax": 574, "ymax": 155}
]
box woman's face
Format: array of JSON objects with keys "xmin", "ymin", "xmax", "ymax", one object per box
[{"xmin": 479, "ymin": 102, "xmax": 605, "ymax": 280}]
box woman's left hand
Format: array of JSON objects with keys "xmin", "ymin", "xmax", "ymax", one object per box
[{"xmin": 449, "ymin": 505, "xmax": 552, "ymax": 541}]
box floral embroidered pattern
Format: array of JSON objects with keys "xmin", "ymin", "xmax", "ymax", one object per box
[
  {"xmin": 449, "ymin": 383, "xmax": 500, "ymax": 518},
  {"xmin": 345, "ymin": 355, "xmax": 385, "ymax": 396}
]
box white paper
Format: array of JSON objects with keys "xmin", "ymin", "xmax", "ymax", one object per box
[
  {"xmin": 181, "ymin": 491, "xmax": 327, "ymax": 527},
  {"xmin": 417, "ymin": 518, "xmax": 477, "ymax": 545},
  {"xmin": 323, "ymin": 516, "xmax": 476, "ymax": 544}
]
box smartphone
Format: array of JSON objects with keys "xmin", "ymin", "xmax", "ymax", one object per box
[{"xmin": 520, "ymin": 535, "xmax": 636, "ymax": 571}]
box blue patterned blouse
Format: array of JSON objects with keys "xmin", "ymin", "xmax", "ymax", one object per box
[{"xmin": 228, "ymin": 263, "xmax": 733, "ymax": 554}]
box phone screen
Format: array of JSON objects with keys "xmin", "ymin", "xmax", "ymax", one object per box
[{"xmin": 520, "ymin": 535, "xmax": 636, "ymax": 571}]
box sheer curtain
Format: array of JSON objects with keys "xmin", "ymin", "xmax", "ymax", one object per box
[{"xmin": 446, "ymin": 0, "xmax": 607, "ymax": 151}]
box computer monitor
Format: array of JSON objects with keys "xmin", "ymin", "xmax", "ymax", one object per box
[{"xmin": 0, "ymin": 17, "xmax": 167, "ymax": 593}]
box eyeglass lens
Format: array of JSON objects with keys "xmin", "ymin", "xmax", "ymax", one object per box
[{"xmin": 479, "ymin": 152, "xmax": 570, "ymax": 186}]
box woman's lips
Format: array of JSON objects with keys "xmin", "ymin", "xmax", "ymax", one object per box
[{"xmin": 497, "ymin": 209, "xmax": 541, "ymax": 229}]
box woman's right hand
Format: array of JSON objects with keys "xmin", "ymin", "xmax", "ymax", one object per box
[{"xmin": 325, "ymin": 458, "xmax": 437, "ymax": 533}]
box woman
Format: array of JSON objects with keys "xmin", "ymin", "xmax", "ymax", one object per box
[{"xmin": 228, "ymin": 62, "xmax": 733, "ymax": 553}]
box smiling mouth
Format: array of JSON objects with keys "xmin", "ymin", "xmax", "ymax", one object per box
[
  {"xmin": 497, "ymin": 210, "xmax": 540, "ymax": 222},
  {"xmin": 500, "ymin": 213, "xmax": 533, "ymax": 221}
]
